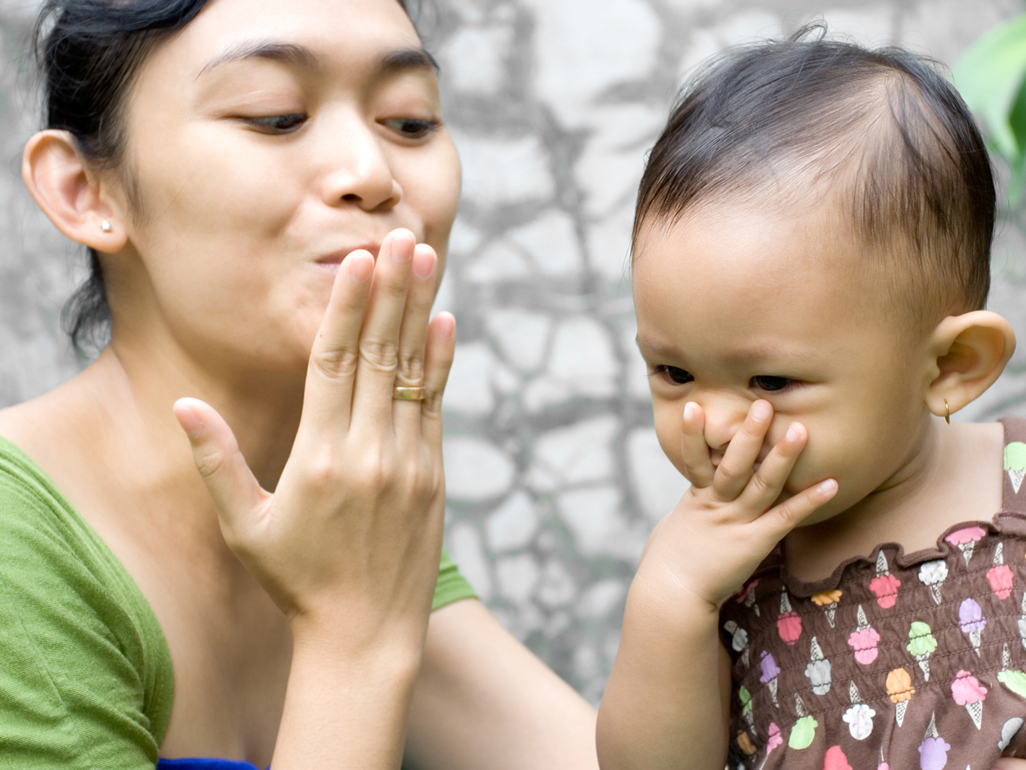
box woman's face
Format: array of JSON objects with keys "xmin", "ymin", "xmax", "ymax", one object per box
[{"xmin": 110, "ymin": 0, "xmax": 461, "ymax": 373}]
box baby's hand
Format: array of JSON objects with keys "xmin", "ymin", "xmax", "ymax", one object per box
[{"xmin": 640, "ymin": 400, "xmax": 837, "ymax": 611}]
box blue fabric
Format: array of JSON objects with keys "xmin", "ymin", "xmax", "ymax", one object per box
[{"xmin": 157, "ymin": 760, "xmax": 261, "ymax": 769}]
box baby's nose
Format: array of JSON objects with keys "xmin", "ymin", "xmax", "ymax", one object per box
[{"xmin": 701, "ymin": 397, "xmax": 753, "ymax": 452}]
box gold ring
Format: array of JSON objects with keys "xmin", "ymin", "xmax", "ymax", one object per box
[{"xmin": 393, "ymin": 386, "xmax": 426, "ymax": 401}]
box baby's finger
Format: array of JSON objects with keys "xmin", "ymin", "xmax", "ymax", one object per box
[
  {"xmin": 737, "ymin": 421, "xmax": 808, "ymax": 513},
  {"xmin": 680, "ymin": 402, "xmax": 715, "ymax": 488},
  {"xmin": 751, "ymin": 478, "xmax": 838, "ymax": 546},
  {"xmin": 712, "ymin": 400, "xmax": 773, "ymax": 500}
]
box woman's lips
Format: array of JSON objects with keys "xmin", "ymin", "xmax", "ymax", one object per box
[{"xmin": 314, "ymin": 244, "xmax": 381, "ymax": 272}]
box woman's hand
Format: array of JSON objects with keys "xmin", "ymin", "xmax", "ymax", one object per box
[
  {"xmin": 641, "ymin": 399, "xmax": 837, "ymax": 611},
  {"xmin": 173, "ymin": 227, "xmax": 453, "ymax": 643}
]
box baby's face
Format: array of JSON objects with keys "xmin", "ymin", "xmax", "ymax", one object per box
[{"xmin": 633, "ymin": 198, "xmax": 934, "ymax": 524}]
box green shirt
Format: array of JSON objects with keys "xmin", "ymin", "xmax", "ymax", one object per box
[{"xmin": 0, "ymin": 435, "xmax": 474, "ymax": 768}]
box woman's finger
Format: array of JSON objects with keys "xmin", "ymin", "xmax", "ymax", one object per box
[
  {"xmin": 173, "ymin": 398, "xmax": 269, "ymax": 546},
  {"xmin": 418, "ymin": 311, "xmax": 456, "ymax": 447},
  {"xmin": 680, "ymin": 402, "xmax": 715, "ymax": 488},
  {"xmin": 349, "ymin": 229, "xmax": 416, "ymax": 427},
  {"xmin": 712, "ymin": 400, "xmax": 772, "ymax": 500},
  {"xmin": 393, "ymin": 244, "xmax": 439, "ymax": 439},
  {"xmin": 298, "ymin": 249, "xmax": 375, "ymax": 436}
]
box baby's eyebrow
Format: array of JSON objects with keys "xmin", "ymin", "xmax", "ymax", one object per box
[{"xmin": 635, "ymin": 334, "xmax": 817, "ymax": 365}]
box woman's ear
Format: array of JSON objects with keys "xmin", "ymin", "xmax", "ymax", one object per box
[
  {"xmin": 22, "ymin": 129, "xmax": 127, "ymax": 253},
  {"xmin": 925, "ymin": 310, "xmax": 1016, "ymax": 419}
]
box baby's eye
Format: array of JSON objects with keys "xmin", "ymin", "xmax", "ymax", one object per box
[
  {"xmin": 654, "ymin": 366, "xmax": 694, "ymax": 385},
  {"xmin": 383, "ymin": 117, "xmax": 440, "ymax": 140},
  {"xmin": 246, "ymin": 113, "xmax": 307, "ymax": 133},
  {"xmin": 751, "ymin": 376, "xmax": 792, "ymax": 392}
]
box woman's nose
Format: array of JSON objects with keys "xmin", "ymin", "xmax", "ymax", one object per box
[
  {"xmin": 700, "ymin": 395, "xmax": 752, "ymax": 453},
  {"xmin": 317, "ymin": 114, "xmax": 402, "ymax": 211}
]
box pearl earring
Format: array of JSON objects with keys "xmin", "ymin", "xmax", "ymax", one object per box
[{"xmin": 101, "ymin": 220, "xmax": 112, "ymax": 233}]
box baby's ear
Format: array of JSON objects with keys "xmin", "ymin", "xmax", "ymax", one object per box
[
  {"xmin": 925, "ymin": 311, "xmax": 1016, "ymax": 419},
  {"xmin": 22, "ymin": 129, "xmax": 127, "ymax": 253}
]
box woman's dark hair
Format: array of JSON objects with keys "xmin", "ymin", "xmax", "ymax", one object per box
[
  {"xmin": 36, "ymin": 0, "xmax": 213, "ymax": 356},
  {"xmin": 36, "ymin": 0, "xmax": 415, "ymax": 357},
  {"xmin": 634, "ymin": 25, "xmax": 996, "ymax": 323}
]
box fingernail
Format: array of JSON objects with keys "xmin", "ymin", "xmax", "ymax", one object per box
[
  {"xmin": 391, "ymin": 230, "xmax": 415, "ymax": 262},
  {"xmin": 173, "ymin": 402, "xmax": 204, "ymax": 440},
  {"xmin": 412, "ymin": 248, "xmax": 436, "ymax": 279},
  {"xmin": 436, "ymin": 312, "xmax": 455, "ymax": 339},
  {"xmin": 752, "ymin": 401, "xmax": 771, "ymax": 420},
  {"xmin": 785, "ymin": 423, "xmax": 801, "ymax": 442},
  {"xmin": 683, "ymin": 402, "xmax": 696, "ymax": 421},
  {"xmin": 347, "ymin": 251, "xmax": 374, "ymax": 283},
  {"xmin": 817, "ymin": 479, "xmax": 838, "ymax": 495}
]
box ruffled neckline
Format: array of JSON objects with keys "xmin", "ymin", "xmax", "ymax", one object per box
[{"xmin": 769, "ymin": 510, "xmax": 1026, "ymax": 598}]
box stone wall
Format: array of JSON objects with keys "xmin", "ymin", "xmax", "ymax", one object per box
[{"xmin": 1, "ymin": 0, "xmax": 1023, "ymax": 703}]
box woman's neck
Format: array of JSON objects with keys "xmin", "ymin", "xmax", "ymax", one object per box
[{"xmin": 0, "ymin": 339, "xmax": 306, "ymax": 553}]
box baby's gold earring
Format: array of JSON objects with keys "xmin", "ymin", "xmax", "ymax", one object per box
[{"xmin": 944, "ymin": 399, "xmax": 951, "ymax": 425}]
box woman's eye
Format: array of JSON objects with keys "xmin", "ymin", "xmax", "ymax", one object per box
[
  {"xmin": 383, "ymin": 117, "xmax": 440, "ymax": 139},
  {"xmin": 751, "ymin": 376, "xmax": 792, "ymax": 392},
  {"xmin": 246, "ymin": 113, "xmax": 307, "ymax": 133},
  {"xmin": 656, "ymin": 366, "xmax": 693, "ymax": 385}
]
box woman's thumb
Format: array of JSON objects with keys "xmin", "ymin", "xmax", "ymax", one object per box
[{"xmin": 173, "ymin": 398, "xmax": 265, "ymax": 534}]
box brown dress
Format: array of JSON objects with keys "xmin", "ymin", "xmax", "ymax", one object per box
[{"xmin": 720, "ymin": 418, "xmax": 1026, "ymax": 769}]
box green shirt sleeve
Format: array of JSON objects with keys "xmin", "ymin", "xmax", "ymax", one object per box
[
  {"xmin": 433, "ymin": 546, "xmax": 477, "ymax": 611},
  {"xmin": 0, "ymin": 437, "xmax": 173, "ymax": 769},
  {"xmin": 0, "ymin": 436, "xmax": 475, "ymax": 765}
]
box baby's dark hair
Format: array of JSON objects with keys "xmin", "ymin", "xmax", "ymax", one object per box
[{"xmin": 634, "ymin": 26, "xmax": 996, "ymax": 327}]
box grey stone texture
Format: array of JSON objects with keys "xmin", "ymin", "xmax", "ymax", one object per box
[{"xmin": 1, "ymin": 0, "xmax": 1024, "ymax": 705}]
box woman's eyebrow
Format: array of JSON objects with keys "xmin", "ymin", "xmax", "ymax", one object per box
[{"xmin": 198, "ymin": 41, "xmax": 439, "ymax": 78}]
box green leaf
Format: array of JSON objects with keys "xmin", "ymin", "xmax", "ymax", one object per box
[{"xmin": 952, "ymin": 13, "xmax": 1026, "ymax": 164}]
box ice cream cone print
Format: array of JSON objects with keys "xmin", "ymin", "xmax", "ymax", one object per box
[
  {"xmin": 886, "ymin": 668, "xmax": 914, "ymax": 727},
  {"xmin": 804, "ymin": 636, "xmax": 833, "ymax": 696},
  {"xmin": 918, "ymin": 713, "xmax": 950, "ymax": 770},
  {"xmin": 777, "ymin": 588, "xmax": 802, "ymax": 645},
  {"xmin": 812, "ymin": 589, "xmax": 842, "ymax": 627},
  {"xmin": 959, "ymin": 598, "xmax": 987, "ymax": 658},
  {"xmin": 848, "ymin": 605, "xmax": 881, "ymax": 665},
  {"xmin": 946, "ymin": 527, "xmax": 985, "ymax": 568},
  {"xmin": 918, "ymin": 560, "xmax": 949, "ymax": 605},
  {"xmin": 907, "ymin": 621, "xmax": 938, "ymax": 682},
  {"xmin": 753, "ymin": 723, "xmax": 783, "ymax": 770},
  {"xmin": 951, "ymin": 669, "xmax": 987, "ymax": 731},
  {"xmin": 738, "ymin": 686, "xmax": 754, "ymax": 729},
  {"xmin": 737, "ymin": 579, "xmax": 760, "ymax": 617},
  {"xmin": 723, "ymin": 620, "xmax": 748, "ymax": 653},
  {"xmin": 869, "ymin": 551, "xmax": 901, "ymax": 610},
  {"xmin": 988, "ymin": 542, "xmax": 1014, "ymax": 601},
  {"xmin": 999, "ymin": 717, "xmax": 1025, "ymax": 751},
  {"xmin": 842, "ymin": 681, "xmax": 875, "ymax": 740},
  {"xmin": 1005, "ymin": 441, "xmax": 1026, "ymax": 493},
  {"xmin": 1019, "ymin": 593, "xmax": 1026, "ymax": 652},
  {"xmin": 788, "ymin": 695, "xmax": 819, "ymax": 750},
  {"xmin": 760, "ymin": 651, "xmax": 780, "ymax": 708},
  {"xmin": 997, "ymin": 643, "xmax": 1026, "ymax": 699},
  {"xmin": 967, "ymin": 700, "xmax": 984, "ymax": 730}
]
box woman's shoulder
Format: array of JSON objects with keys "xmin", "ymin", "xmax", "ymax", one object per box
[{"xmin": 0, "ymin": 427, "xmax": 175, "ymax": 766}]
